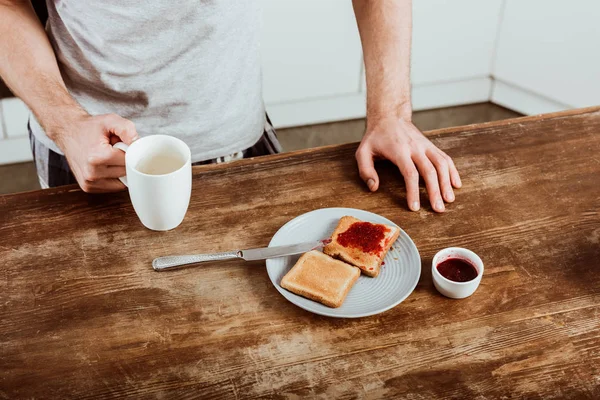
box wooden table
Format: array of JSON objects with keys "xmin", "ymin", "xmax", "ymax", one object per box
[{"xmin": 1, "ymin": 108, "xmax": 599, "ymax": 399}]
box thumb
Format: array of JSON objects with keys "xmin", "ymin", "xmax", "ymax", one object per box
[
  {"xmin": 355, "ymin": 146, "xmax": 379, "ymax": 192},
  {"xmin": 101, "ymin": 114, "xmax": 139, "ymax": 144}
]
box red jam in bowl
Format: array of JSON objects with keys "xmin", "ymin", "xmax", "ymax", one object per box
[{"xmin": 437, "ymin": 258, "xmax": 478, "ymax": 282}]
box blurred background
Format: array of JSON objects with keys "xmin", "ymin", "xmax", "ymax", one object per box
[{"xmin": 1, "ymin": 0, "xmax": 599, "ymax": 194}]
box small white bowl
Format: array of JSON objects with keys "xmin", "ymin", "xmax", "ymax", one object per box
[{"xmin": 432, "ymin": 247, "xmax": 484, "ymax": 299}]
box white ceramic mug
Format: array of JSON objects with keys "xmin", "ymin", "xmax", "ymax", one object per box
[{"xmin": 113, "ymin": 135, "xmax": 192, "ymax": 231}]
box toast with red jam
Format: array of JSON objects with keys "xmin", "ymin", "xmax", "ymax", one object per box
[{"xmin": 324, "ymin": 216, "xmax": 399, "ymax": 277}]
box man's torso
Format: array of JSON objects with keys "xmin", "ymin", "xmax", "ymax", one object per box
[{"xmin": 31, "ymin": 0, "xmax": 265, "ymax": 162}]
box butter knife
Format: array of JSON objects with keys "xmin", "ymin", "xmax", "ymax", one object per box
[{"xmin": 152, "ymin": 239, "xmax": 331, "ymax": 271}]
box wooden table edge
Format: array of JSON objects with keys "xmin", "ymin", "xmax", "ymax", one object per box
[
  {"xmin": 199, "ymin": 105, "xmax": 600, "ymax": 170},
  {"xmin": 2, "ymin": 105, "xmax": 599, "ymax": 201}
]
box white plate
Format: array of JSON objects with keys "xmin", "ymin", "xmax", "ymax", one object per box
[{"xmin": 266, "ymin": 208, "xmax": 421, "ymax": 318}]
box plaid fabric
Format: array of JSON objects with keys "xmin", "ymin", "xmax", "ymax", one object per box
[
  {"xmin": 192, "ymin": 114, "xmax": 282, "ymax": 165},
  {"xmin": 29, "ymin": 114, "xmax": 282, "ymax": 189}
]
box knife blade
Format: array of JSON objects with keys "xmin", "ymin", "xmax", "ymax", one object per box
[
  {"xmin": 152, "ymin": 239, "xmax": 331, "ymax": 271},
  {"xmin": 240, "ymin": 239, "xmax": 329, "ymax": 261}
]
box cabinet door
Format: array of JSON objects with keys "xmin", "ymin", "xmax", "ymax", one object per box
[
  {"xmin": 493, "ymin": 0, "xmax": 600, "ymax": 110},
  {"xmin": 411, "ymin": 0, "xmax": 503, "ymax": 85},
  {"xmin": 261, "ymin": 0, "xmax": 362, "ymax": 105},
  {"xmin": 360, "ymin": 0, "xmax": 502, "ymax": 111}
]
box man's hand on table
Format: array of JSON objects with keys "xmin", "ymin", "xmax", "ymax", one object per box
[
  {"xmin": 356, "ymin": 114, "xmax": 462, "ymax": 213},
  {"xmin": 352, "ymin": 0, "xmax": 461, "ymax": 212},
  {"xmin": 48, "ymin": 111, "xmax": 139, "ymax": 193}
]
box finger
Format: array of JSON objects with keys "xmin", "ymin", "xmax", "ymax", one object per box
[
  {"xmin": 395, "ymin": 152, "xmax": 420, "ymax": 211},
  {"xmin": 80, "ymin": 178, "xmax": 126, "ymax": 193},
  {"xmin": 101, "ymin": 114, "xmax": 139, "ymax": 144},
  {"xmin": 444, "ymin": 152, "xmax": 462, "ymax": 188},
  {"xmin": 427, "ymin": 148, "xmax": 454, "ymax": 203},
  {"xmin": 88, "ymin": 145, "xmax": 126, "ymax": 167},
  {"xmin": 95, "ymin": 166, "xmax": 127, "ymax": 179},
  {"xmin": 355, "ymin": 145, "xmax": 379, "ymax": 191},
  {"xmin": 82, "ymin": 164, "xmax": 126, "ymax": 182},
  {"xmin": 109, "ymin": 135, "xmax": 122, "ymax": 146},
  {"xmin": 104, "ymin": 166, "xmax": 127, "ymax": 179},
  {"xmin": 103, "ymin": 146, "xmax": 127, "ymax": 166},
  {"xmin": 413, "ymin": 153, "xmax": 445, "ymax": 212}
]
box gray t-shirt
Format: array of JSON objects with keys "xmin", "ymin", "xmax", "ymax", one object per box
[{"xmin": 31, "ymin": 0, "xmax": 265, "ymax": 163}]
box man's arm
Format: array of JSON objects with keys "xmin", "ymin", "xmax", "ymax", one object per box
[
  {"xmin": 0, "ymin": 0, "xmax": 138, "ymax": 192},
  {"xmin": 352, "ymin": 0, "xmax": 461, "ymax": 212}
]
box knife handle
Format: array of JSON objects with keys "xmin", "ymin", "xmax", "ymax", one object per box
[{"xmin": 152, "ymin": 251, "xmax": 241, "ymax": 271}]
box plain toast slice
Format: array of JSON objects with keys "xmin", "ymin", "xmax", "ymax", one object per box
[
  {"xmin": 324, "ymin": 216, "xmax": 399, "ymax": 277},
  {"xmin": 280, "ymin": 250, "xmax": 360, "ymax": 308}
]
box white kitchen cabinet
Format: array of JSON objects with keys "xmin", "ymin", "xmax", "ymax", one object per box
[
  {"xmin": 359, "ymin": 0, "xmax": 503, "ymax": 110},
  {"xmin": 409, "ymin": 0, "xmax": 504, "ymax": 110},
  {"xmin": 0, "ymin": 98, "xmax": 33, "ymax": 164},
  {"xmin": 411, "ymin": 0, "xmax": 503, "ymax": 85},
  {"xmin": 263, "ymin": 0, "xmax": 505, "ymax": 127},
  {"xmin": 261, "ymin": 0, "xmax": 362, "ymax": 105},
  {"xmin": 492, "ymin": 0, "xmax": 600, "ymax": 114}
]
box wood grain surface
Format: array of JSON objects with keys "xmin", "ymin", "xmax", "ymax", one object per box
[{"xmin": 1, "ymin": 107, "xmax": 599, "ymax": 399}]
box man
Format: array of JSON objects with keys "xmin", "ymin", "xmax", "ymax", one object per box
[{"xmin": 0, "ymin": 0, "xmax": 460, "ymax": 212}]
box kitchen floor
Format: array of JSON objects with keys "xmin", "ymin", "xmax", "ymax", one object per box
[{"xmin": 0, "ymin": 102, "xmax": 520, "ymax": 195}]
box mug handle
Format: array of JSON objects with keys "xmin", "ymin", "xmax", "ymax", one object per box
[{"xmin": 113, "ymin": 142, "xmax": 129, "ymax": 187}]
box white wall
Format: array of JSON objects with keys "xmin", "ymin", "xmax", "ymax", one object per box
[{"xmin": 492, "ymin": 0, "xmax": 600, "ymax": 115}]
